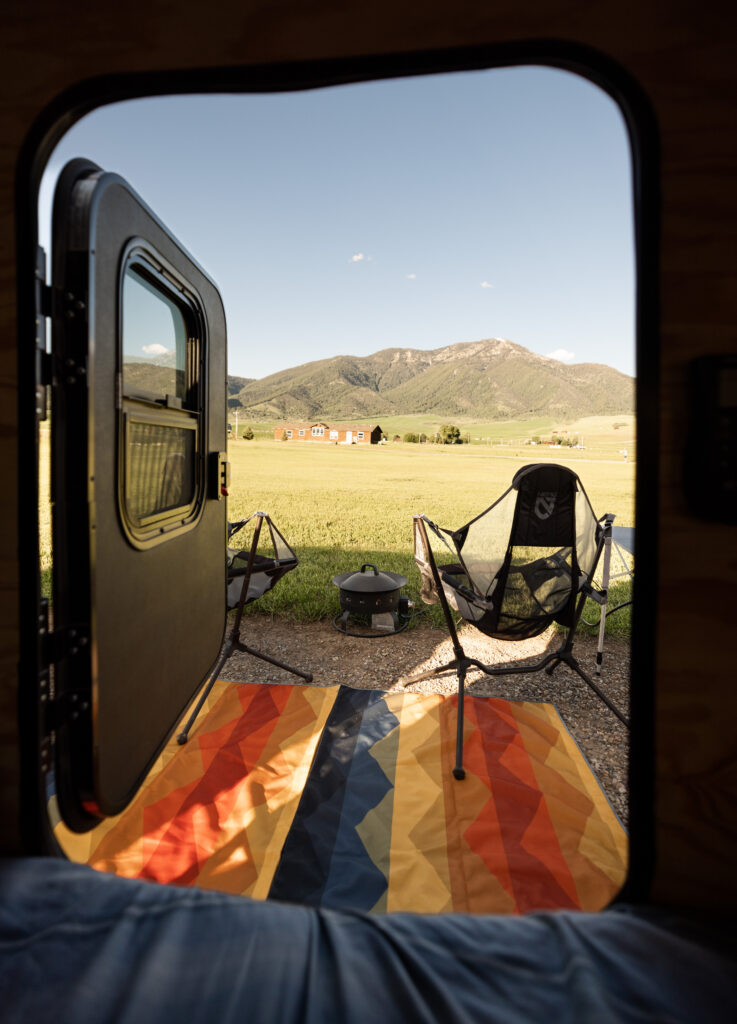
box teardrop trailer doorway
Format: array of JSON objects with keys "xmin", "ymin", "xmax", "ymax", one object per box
[{"xmin": 33, "ymin": 61, "xmax": 634, "ymax": 913}]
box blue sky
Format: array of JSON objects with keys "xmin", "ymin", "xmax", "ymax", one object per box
[{"xmin": 39, "ymin": 66, "xmax": 634, "ymax": 381}]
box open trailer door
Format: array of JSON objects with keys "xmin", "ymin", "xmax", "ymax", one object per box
[{"xmin": 43, "ymin": 159, "xmax": 229, "ymax": 833}]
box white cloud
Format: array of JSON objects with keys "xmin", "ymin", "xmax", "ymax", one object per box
[
  {"xmin": 480, "ymin": 280, "xmax": 493, "ymax": 289},
  {"xmin": 407, "ymin": 273, "xmax": 416, "ymax": 280},
  {"xmin": 546, "ymin": 348, "xmax": 576, "ymax": 362},
  {"xmin": 349, "ymin": 253, "xmax": 365, "ymax": 262},
  {"xmin": 142, "ymin": 344, "xmax": 171, "ymax": 356}
]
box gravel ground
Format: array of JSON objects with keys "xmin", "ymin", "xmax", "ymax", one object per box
[{"xmin": 219, "ymin": 613, "xmax": 630, "ymax": 824}]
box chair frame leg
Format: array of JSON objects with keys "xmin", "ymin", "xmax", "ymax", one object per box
[
  {"xmin": 407, "ymin": 518, "xmax": 629, "ymax": 778},
  {"xmin": 411, "ymin": 520, "xmax": 475, "ymax": 778},
  {"xmin": 177, "ymin": 516, "xmax": 312, "ymax": 745},
  {"xmin": 404, "ymin": 641, "xmax": 629, "ymax": 729},
  {"xmin": 232, "ymin": 639, "xmax": 313, "ymax": 681},
  {"xmin": 453, "ymin": 661, "xmax": 467, "ymax": 780}
]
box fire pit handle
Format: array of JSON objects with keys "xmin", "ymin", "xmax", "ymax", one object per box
[{"xmin": 360, "ymin": 563, "xmax": 380, "ymax": 575}]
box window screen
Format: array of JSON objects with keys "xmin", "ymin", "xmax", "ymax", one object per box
[{"xmin": 124, "ymin": 416, "xmax": 197, "ymax": 527}]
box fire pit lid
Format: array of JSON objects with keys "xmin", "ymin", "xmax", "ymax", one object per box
[{"xmin": 332, "ymin": 563, "xmax": 407, "ymax": 594}]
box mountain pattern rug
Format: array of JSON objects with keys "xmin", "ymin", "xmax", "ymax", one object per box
[{"xmin": 52, "ymin": 680, "xmax": 627, "ymax": 914}]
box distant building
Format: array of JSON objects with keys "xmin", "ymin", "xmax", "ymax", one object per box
[{"xmin": 274, "ymin": 422, "xmax": 383, "ymax": 445}]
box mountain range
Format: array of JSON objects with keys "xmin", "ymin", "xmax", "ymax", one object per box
[{"xmin": 226, "ymin": 338, "xmax": 633, "ymax": 422}]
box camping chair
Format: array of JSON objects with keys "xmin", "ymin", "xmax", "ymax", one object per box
[
  {"xmin": 408, "ymin": 464, "xmax": 629, "ymax": 779},
  {"xmin": 177, "ymin": 512, "xmax": 312, "ymax": 743}
]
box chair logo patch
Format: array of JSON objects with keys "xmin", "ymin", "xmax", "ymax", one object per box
[{"xmin": 535, "ymin": 491, "xmax": 557, "ymax": 520}]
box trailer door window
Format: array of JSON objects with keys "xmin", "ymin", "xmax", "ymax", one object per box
[{"xmin": 119, "ymin": 254, "xmax": 205, "ymax": 547}]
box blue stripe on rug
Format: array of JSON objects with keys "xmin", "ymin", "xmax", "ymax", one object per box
[
  {"xmin": 268, "ymin": 687, "xmax": 398, "ymax": 911},
  {"xmin": 321, "ymin": 692, "xmax": 399, "ymax": 910}
]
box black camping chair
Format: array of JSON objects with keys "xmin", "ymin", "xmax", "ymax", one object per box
[
  {"xmin": 177, "ymin": 512, "xmax": 312, "ymax": 744},
  {"xmin": 408, "ymin": 463, "xmax": 629, "ymax": 779}
]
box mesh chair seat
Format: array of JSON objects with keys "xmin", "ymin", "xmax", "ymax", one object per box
[{"xmin": 226, "ymin": 514, "xmax": 298, "ymax": 609}]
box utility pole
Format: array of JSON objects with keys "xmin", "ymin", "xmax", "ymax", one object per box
[{"xmin": 235, "ymin": 409, "xmax": 239, "ymax": 438}]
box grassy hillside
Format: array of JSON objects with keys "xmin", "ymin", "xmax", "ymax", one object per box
[{"xmin": 227, "ymin": 337, "xmax": 633, "ymax": 422}]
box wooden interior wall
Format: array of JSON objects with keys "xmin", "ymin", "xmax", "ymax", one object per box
[{"xmin": 1, "ymin": 1, "xmax": 735, "ymax": 910}]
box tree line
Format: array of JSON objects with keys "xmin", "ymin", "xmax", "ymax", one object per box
[{"xmin": 399, "ymin": 425, "xmax": 470, "ymax": 445}]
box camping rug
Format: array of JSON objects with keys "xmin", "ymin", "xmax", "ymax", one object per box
[{"xmin": 52, "ymin": 681, "xmax": 627, "ymax": 915}]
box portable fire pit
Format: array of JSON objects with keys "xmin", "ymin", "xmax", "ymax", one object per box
[{"xmin": 332, "ymin": 563, "xmax": 411, "ymax": 637}]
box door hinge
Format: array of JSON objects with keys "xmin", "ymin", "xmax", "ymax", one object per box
[
  {"xmin": 39, "ymin": 602, "xmax": 91, "ymax": 750},
  {"xmin": 37, "ymin": 348, "xmax": 52, "ymax": 387},
  {"xmin": 42, "ymin": 626, "xmax": 90, "ymax": 668},
  {"xmin": 42, "ymin": 688, "xmax": 92, "ymax": 734},
  {"xmin": 39, "ymin": 604, "xmax": 90, "ymax": 670},
  {"xmin": 39, "ymin": 282, "xmax": 54, "ymax": 319},
  {"xmin": 35, "ymin": 349, "xmax": 52, "ymax": 422}
]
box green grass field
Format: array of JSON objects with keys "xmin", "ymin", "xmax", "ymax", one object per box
[
  {"xmin": 225, "ymin": 439, "xmax": 634, "ymax": 631},
  {"xmin": 229, "ymin": 413, "xmax": 636, "ymax": 456},
  {"xmin": 38, "ymin": 424, "xmax": 634, "ymax": 634}
]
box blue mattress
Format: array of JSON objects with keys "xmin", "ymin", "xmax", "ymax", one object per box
[{"xmin": 1, "ymin": 858, "xmax": 735, "ymax": 1023}]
